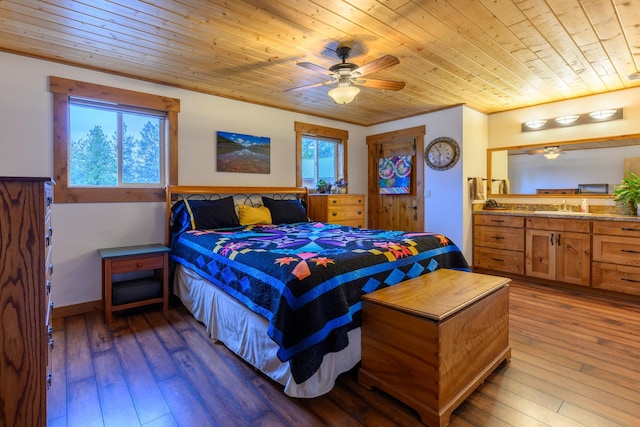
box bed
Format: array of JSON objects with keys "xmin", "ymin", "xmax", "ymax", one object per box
[{"xmin": 166, "ymin": 185, "xmax": 470, "ymax": 398}]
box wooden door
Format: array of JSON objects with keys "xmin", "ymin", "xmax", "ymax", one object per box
[
  {"xmin": 525, "ymin": 229, "xmax": 556, "ymax": 280},
  {"xmin": 556, "ymin": 232, "xmax": 591, "ymax": 286},
  {"xmin": 367, "ymin": 126, "xmax": 425, "ymax": 232}
]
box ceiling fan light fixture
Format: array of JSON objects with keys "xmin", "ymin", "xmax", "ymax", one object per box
[
  {"xmin": 554, "ymin": 115, "xmax": 580, "ymax": 125},
  {"xmin": 588, "ymin": 109, "xmax": 617, "ymax": 120},
  {"xmin": 328, "ymin": 85, "xmax": 360, "ymax": 104},
  {"xmin": 543, "ymin": 146, "xmax": 561, "ymax": 160}
]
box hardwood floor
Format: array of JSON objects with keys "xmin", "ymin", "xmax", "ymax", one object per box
[{"xmin": 47, "ymin": 281, "xmax": 640, "ymax": 427}]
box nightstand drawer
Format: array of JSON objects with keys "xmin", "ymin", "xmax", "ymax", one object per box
[{"xmin": 111, "ymin": 254, "xmax": 165, "ymax": 274}]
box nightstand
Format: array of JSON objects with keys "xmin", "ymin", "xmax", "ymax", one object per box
[
  {"xmin": 99, "ymin": 244, "xmax": 170, "ymax": 325},
  {"xmin": 308, "ymin": 193, "xmax": 366, "ymax": 227}
]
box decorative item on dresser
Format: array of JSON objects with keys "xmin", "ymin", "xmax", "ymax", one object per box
[
  {"xmin": 0, "ymin": 176, "xmax": 54, "ymax": 427},
  {"xmin": 308, "ymin": 193, "xmax": 366, "ymax": 227}
]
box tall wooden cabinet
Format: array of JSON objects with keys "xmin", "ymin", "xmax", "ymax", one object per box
[{"xmin": 0, "ymin": 177, "xmax": 54, "ymax": 427}]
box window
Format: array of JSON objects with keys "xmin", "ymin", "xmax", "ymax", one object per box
[
  {"xmin": 295, "ymin": 122, "xmax": 348, "ymax": 190},
  {"xmin": 50, "ymin": 76, "xmax": 180, "ymax": 203}
]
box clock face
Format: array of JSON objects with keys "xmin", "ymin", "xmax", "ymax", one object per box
[{"xmin": 425, "ymin": 137, "xmax": 460, "ymax": 170}]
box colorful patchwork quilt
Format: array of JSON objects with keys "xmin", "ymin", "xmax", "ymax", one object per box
[{"xmin": 170, "ymin": 222, "xmax": 469, "ymax": 383}]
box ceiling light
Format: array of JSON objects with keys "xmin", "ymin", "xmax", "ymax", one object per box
[
  {"xmin": 543, "ymin": 146, "xmax": 561, "ymax": 160},
  {"xmin": 524, "ymin": 119, "xmax": 547, "ymax": 130},
  {"xmin": 588, "ymin": 109, "xmax": 617, "ymax": 120},
  {"xmin": 554, "ymin": 115, "xmax": 580, "ymax": 125},
  {"xmin": 328, "ymin": 86, "xmax": 360, "ymax": 104}
]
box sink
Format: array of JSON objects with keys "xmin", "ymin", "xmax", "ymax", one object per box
[{"xmin": 533, "ymin": 210, "xmax": 593, "ymax": 216}]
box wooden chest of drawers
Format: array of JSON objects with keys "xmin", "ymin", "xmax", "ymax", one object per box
[
  {"xmin": 473, "ymin": 214, "xmax": 525, "ymax": 275},
  {"xmin": 592, "ymin": 220, "xmax": 640, "ymax": 295},
  {"xmin": 308, "ymin": 193, "xmax": 365, "ymax": 227},
  {"xmin": 0, "ymin": 177, "xmax": 54, "ymax": 427}
]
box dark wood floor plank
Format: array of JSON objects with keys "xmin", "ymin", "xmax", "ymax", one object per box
[
  {"xmin": 112, "ymin": 326, "xmax": 172, "ymax": 424},
  {"xmin": 65, "ymin": 315, "xmax": 94, "ymax": 384},
  {"xmin": 93, "ymin": 350, "xmax": 141, "ymax": 427},
  {"xmin": 179, "ymin": 328, "xmax": 270, "ymax": 421},
  {"xmin": 66, "ymin": 377, "xmax": 103, "ymax": 427},
  {"xmin": 156, "ymin": 376, "xmax": 216, "ymax": 427},
  {"xmin": 127, "ymin": 314, "xmax": 178, "ymax": 381},
  {"xmin": 49, "ymin": 280, "xmax": 640, "ymax": 427}
]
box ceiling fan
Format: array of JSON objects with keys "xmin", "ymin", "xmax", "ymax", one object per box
[
  {"xmin": 527, "ymin": 146, "xmax": 566, "ymax": 159},
  {"xmin": 286, "ymin": 46, "xmax": 405, "ymax": 104}
]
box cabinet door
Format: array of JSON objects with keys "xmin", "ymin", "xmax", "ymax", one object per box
[
  {"xmin": 555, "ymin": 232, "xmax": 591, "ymax": 286},
  {"xmin": 526, "ymin": 229, "xmax": 556, "ymax": 280}
]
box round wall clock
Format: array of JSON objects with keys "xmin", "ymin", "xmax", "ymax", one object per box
[{"xmin": 425, "ymin": 137, "xmax": 460, "ymax": 171}]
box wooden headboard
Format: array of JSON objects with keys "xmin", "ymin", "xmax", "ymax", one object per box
[{"xmin": 165, "ymin": 185, "xmax": 309, "ymax": 245}]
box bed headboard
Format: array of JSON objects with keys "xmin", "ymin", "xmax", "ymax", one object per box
[{"xmin": 165, "ymin": 185, "xmax": 309, "ymax": 246}]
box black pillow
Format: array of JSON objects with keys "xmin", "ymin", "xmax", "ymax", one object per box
[
  {"xmin": 262, "ymin": 197, "xmax": 308, "ymax": 224},
  {"xmin": 171, "ymin": 197, "xmax": 240, "ymax": 232}
]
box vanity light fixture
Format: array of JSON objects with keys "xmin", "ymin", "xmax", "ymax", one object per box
[
  {"xmin": 554, "ymin": 115, "xmax": 580, "ymax": 125},
  {"xmin": 522, "ymin": 108, "xmax": 622, "ymax": 132},
  {"xmin": 523, "ymin": 119, "xmax": 547, "ymax": 130},
  {"xmin": 588, "ymin": 109, "xmax": 617, "ymax": 120}
]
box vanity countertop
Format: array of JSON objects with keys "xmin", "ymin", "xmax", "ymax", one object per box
[{"xmin": 473, "ymin": 209, "xmax": 640, "ymax": 222}]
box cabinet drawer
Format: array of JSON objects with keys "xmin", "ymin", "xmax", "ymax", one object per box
[
  {"xmin": 473, "ymin": 226, "xmax": 524, "ymax": 251},
  {"xmin": 474, "ymin": 215, "xmax": 524, "ymax": 228},
  {"xmin": 593, "ymin": 220, "xmax": 640, "ymax": 236},
  {"xmin": 328, "ymin": 207, "xmax": 364, "ymax": 222},
  {"xmin": 111, "ymin": 254, "xmax": 165, "ymax": 274},
  {"xmin": 526, "ymin": 217, "xmax": 590, "ymax": 233},
  {"xmin": 327, "ymin": 195, "xmax": 364, "ymax": 207},
  {"xmin": 593, "ymin": 262, "xmax": 640, "ymax": 296},
  {"xmin": 592, "ymin": 235, "xmax": 640, "ymax": 266},
  {"xmin": 474, "ymin": 247, "xmax": 524, "ymax": 275}
]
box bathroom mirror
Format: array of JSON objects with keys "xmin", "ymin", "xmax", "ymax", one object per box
[{"xmin": 487, "ymin": 134, "xmax": 640, "ymax": 197}]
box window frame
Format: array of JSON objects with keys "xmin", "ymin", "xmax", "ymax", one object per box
[
  {"xmin": 294, "ymin": 121, "xmax": 348, "ymax": 191},
  {"xmin": 50, "ymin": 76, "xmax": 180, "ymax": 203}
]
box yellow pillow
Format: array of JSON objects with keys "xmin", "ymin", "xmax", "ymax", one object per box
[{"xmin": 237, "ymin": 205, "xmax": 272, "ymax": 225}]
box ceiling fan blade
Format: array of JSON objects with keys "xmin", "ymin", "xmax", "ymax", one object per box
[
  {"xmin": 297, "ymin": 61, "xmax": 330, "ymax": 75},
  {"xmin": 284, "ymin": 80, "xmax": 334, "ymax": 92},
  {"xmin": 354, "ymin": 78, "xmax": 405, "ymax": 90},
  {"xmin": 527, "ymin": 149, "xmax": 545, "ymax": 155},
  {"xmin": 354, "ymin": 55, "xmax": 400, "ymax": 76}
]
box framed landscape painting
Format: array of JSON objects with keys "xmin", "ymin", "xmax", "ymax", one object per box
[{"xmin": 216, "ymin": 131, "xmax": 271, "ymax": 174}]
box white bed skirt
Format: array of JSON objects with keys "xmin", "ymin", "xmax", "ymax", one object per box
[{"xmin": 173, "ymin": 264, "xmax": 361, "ymax": 398}]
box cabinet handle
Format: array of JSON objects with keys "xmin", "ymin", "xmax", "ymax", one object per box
[
  {"xmin": 136, "ymin": 262, "xmax": 143, "ymax": 268},
  {"xmin": 621, "ymin": 228, "xmax": 640, "ymax": 232},
  {"xmin": 550, "ymin": 233, "xmax": 554, "ymax": 246},
  {"xmin": 357, "ymin": 211, "xmax": 362, "ymax": 215},
  {"xmin": 490, "ymin": 257, "xmax": 505, "ymax": 262},
  {"xmin": 357, "ymin": 199, "xmax": 362, "ymax": 203},
  {"xmin": 490, "ymin": 219, "xmax": 505, "ymax": 223},
  {"xmin": 491, "ymin": 236, "xmax": 505, "ymax": 240},
  {"xmin": 621, "ymin": 277, "xmax": 640, "ymax": 283},
  {"xmin": 332, "ymin": 200, "xmax": 337, "ymax": 204},
  {"xmin": 332, "ymin": 212, "xmax": 337, "ymax": 217},
  {"xmin": 621, "ymin": 249, "xmax": 640, "ymax": 254},
  {"xmin": 557, "ymin": 233, "xmax": 561, "ymax": 246}
]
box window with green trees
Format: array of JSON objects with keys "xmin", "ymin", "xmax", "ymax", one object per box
[{"xmin": 69, "ymin": 101, "xmax": 164, "ymax": 187}]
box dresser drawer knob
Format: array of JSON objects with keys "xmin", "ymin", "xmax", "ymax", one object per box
[
  {"xmin": 136, "ymin": 262, "xmax": 143, "ymax": 268},
  {"xmin": 331, "ymin": 212, "xmax": 337, "ymax": 217},
  {"xmin": 332, "ymin": 199, "xmax": 337, "ymax": 204},
  {"xmin": 357, "ymin": 211, "xmax": 362, "ymax": 215}
]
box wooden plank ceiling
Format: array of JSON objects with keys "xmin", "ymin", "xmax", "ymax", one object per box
[{"xmin": 1, "ymin": 0, "xmax": 639, "ymax": 126}]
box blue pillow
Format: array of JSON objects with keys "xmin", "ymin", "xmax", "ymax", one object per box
[{"xmin": 262, "ymin": 197, "xmax": 308, "ymax": 224}]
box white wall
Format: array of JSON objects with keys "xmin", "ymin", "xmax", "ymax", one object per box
[{"xmin": 0, "ymin": 52, "xmax": 367, "ymax": 307}]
